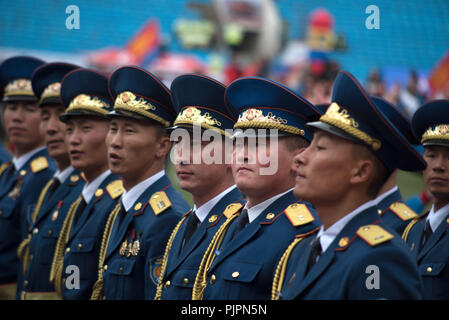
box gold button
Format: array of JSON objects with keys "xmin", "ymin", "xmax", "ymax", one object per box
[
  {"xmin": 103, "ymin": 265, "xmax": 108, "ymax": 272},
  {"xmin": 210, "ymin": 274, "xmax": 216, "ymax": 284},
  {"xmin": 427, "ymin": 267, "xmax": 433, "ymax": 273},
  {"xmin": 95, "ymin": 189, "xmax": 103, "ymax": 197},
  {"xmin": 20, "ymin": 170, "xmax": 27, "ymax": 176},
  {"xmin": 232, "ymin": 271, "xmax": 239, "ymax": 278},
  {"xmin": 377, "ymin": 209, "xmax": 382, "ymax": 215},
  {"xmin": 183, "ymin": 278, "xmax": 189, "ymax": 285},
  {"xmin": 208, "ymin": 215, "xmax": 218, "ymax": 223},
  {"xmin": 77, "ymin": 243, "xmax": 83, "ymax": 250},
  {"xmin": 32, "ymin": 228, "xmax": 38, "ymax": 235},
  {"xmin": 134, "ymin": 202, "xmax": 142, "ymax": 211},
  {"xmin": 164, "ymin": 280, "xmax": 171, "ymax": 288},
  {"xmin": 266, "ymin": 213, "xmax": 275, "ymax": 220},
  {"xmin": 65, "ymin": 247, "xmax": 70, "ymax": 254},
  {"xmin": 338, "ymin": 237, "xmax": 349, "ymax": 247},
  {"xmin": 70, "ymin": 175, "xmax": 79, "ymax": 182}
]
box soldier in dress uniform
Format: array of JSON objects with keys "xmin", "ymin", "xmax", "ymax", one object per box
[
  {"xmin": 370, "ymin": 96, "xmax": 420, "ymax": 235},
  {"xmin": 0, "ymin": 56, "xmax": 56, "ymax": 299},
  {"xmin": 48, "ymin": 68, "xmax": 124, "ymax": 299},
  {"xmin": 90, "ymin": 66, "xmax": 189, "ymax": 300},
  {"xmin": 154, "ymin": 74, "xmax": 244, "ymax": 300},
  {"xmin": 273, "ymin": 71, "xmax": 424, "ymax": 300},
  {"xmin": 402, "ymin": 99, "xmax": 449, "ymax": 299},
  {"xmin": 17, "ymin": 62, "xmax": 85, "ymax": 300},
  {"xmin": 191, "ymin": 76, "xmax": 322, "ymax": 300}
]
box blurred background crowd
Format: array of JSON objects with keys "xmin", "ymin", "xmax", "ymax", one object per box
[{"xmin": 1, "ymin": 0, "xmax": 448, "ymax": 208}]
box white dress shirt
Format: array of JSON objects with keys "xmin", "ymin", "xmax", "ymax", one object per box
[
  {"xmin": 193, "ymin": 185, "xmax": 237, "ymax": 223},
  {"xmin": 244, "ymin": 188, "xmax": 293, "ymax": 223},
  {"xmin": 121, "ymin": 170, "xmax": 165, "ymax": 212},
  {"xmin": 317, "ymin": 197, "xmax": 380, "ymax": 253},
  {"xmin": 426, "ymin": 203, "xmax": 449, "ymax": 233},
  {"xmin": 53, "ymin": 166, "xmax": 75, "ymax": 184},
  {"xmin": 81, "ymin": 170, "xmax": 112, "ymax": 204},
  {"xmin": 12, "ymin": 146, "xmax": 46, "ymax": 170}
]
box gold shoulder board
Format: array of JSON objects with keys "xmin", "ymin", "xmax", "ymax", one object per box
[
  {"xmin": 389, "ymin": 202, "xmax": 418, "ymax": 221},
  {"xmin": 0, "ymin": 163, "xmax": 10, "ymax": 176},
  {"xmin": 30, "ymin": 156, "xmax": 49, "ymax": 173},
  {"xmin": 149, "ymin": 191, "xmax": 172, "ymax": 215},
  {"xmin": 106, "ymin": 180, "xmax": 124, "ymax": 199},
  {"xmin": 284, "ymin": 203, "xmax": 315, "ymax": 227},
  {"xmin": 223, "ymin": 203, "xmax": 243, "ymax": 219},
  {"xmin": 356, "ymin": 224, "xmax": 394, "ymax": 246}
]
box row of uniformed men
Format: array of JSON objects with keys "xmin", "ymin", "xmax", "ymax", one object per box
[{"xmin": 0, "ymin": 56, "xmax": 447, "ymax": 300}]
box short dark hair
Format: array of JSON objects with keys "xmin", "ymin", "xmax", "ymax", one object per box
[{"xmin": 281, "ymin": 135, "xmax": 310, "ymax": 152}]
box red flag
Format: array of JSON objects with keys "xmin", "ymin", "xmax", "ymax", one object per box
[
  {"xmin": 429, "ymin": 49, "xmax": 449, "ymax": 96},
  {"xmin": 126, "ymin": 19, "xmax": 160, "ymax": 64}
]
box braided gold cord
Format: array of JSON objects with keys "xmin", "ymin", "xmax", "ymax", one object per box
[
  {"xmin": 90, "ymin": 203, "xmax": 121, "ymax": 300},
  {"xmin": 17, "ymin": 179, "xmax": 55, "ymax": 275},
  {"xmin": 0, "ymin": 162, "xmax": 11, "ymax": 177},
  {"xmin": 154, "ymin": 216, "xmax": 187, "ymax": 300},
  {"xmin": 271, "ymin": 237, "xmax": 304, "ymax": 300},
  {"xmin": 49, "ymin": 195, "xmax": 82, "ymax": 297},
  {"xmin": 191, "ymin": 213, "xmax": 240, "ymax": 300},
  {"xmin": 402, "ymin": 217, "xmax": 420, "ymax": 242}
]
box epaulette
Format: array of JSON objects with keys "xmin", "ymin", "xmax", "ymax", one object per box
[
  {"xmin": 284, "ymin": 203, "xmax": 315, "ymax": 227},
  {"xmin": 356, "ymin": 224, "xmax": 394, "ymax": 246},
  {"xmin": 0, "ymin": 162, "xmax": 11, "ymax": 176},
  {"xmin": 30, "ymin": 156, "xmax": 49, "ymax": 173},
  {"xmin": 223, "ymin": 202, "xmax": 243, "ymax": 219},
  {"xmin": 389, "ymin": 202, "xmax": 418, "ymax": 221},
  {"xmin": 106, "ymin": 180, "xmax": 124, "ymax": 199},
  {"xmin": 149, "ymin": 191, "xmax": 172, "ymax": 216}
]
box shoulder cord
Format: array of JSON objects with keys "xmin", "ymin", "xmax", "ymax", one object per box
[
  {"xmin": 49, "ymin": 195, "xmax": 83, "ymax": 297},
  {"xmin": 191, "ymin": 213, "xmax": 240, "ymax": 300},
  {"xmin": 17, "ymin": 178, "xmax": 55, "ymax": 276},
  {"xmin": 271, "ymin": 237, "xmax": 305, "ymax": 300},
  {"xmin": 154, "ymin": 216, "xmax": 187, "ymax": 300},
  {"xmin": 402, "ymin": 217, "xmax": 421, "ymax": 242},
  {"xmin": 90, "ymin": 203, "xmax": 121, "ymax": 300}
]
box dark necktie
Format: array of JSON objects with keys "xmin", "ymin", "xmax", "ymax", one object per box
[
  {"xmin": 306, "ymin": 237, "xmax": 322, "ymax": 275},
  {"xmin": 420, "ymin": 220, "xmax": 433, "ymax": 249},
  {"xmin": 72, "ymin": 197, "xmax": 87, "ymax": 225},
  {"xmin": 181, "ymin": 211, "xmax": 200, "ymax": 252},
  {"xmin": 48, "ymin": 178, "xmax": 61, "ymax": 199},
  {"xmin": 117, "ymin": 201, "xmax": 127, "ymax": 226},
  {"xmin": 231, "ymin": 209, "xmax": 249, "ymax": 240}
]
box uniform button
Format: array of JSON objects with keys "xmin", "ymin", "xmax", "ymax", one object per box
[
  {"xmin": 77, "ymin": 243, "xmax": 83, "ymax": 250},
  {"xmin": 427, "ymin": 267, "xmax": 433, "ymax": 273},
  {"xmin": 65, "ymin": 247, "xmax": 70, "ymax": 254},
  {"xmin": 164, "ymin": 280, "xmax": 171, "ymax": 288},
  {"xmin": 103, "ymin": 265, "xmax": 108, "ymax": 272},
  {"xmin": 119, "ymin": 267, "xmax": 123, "ymax": 274},
  {"xmin": 183, "ymin": 278, "xmax": 189, "ymax": 285},
  {"xmin": 32, "ymin": 228, "xmax": 38, "ymax": 235},
  {"xmin": 210, "ymin": 274, "xmax": 216, "ymax": 284},
  {"xmin": 23, "ymin": 280, "xmax": 28, "ymax": 288},
  {"xmin": 377, "ymin": 209, "xmax": 382, "ymax": 215},
  {"xmin": 232, "ymin": 271, "xmax": 240, "ymax": 278},
  {"xmin": 48, "ymin": 230, "xmax": 52, "ymax": 236}
]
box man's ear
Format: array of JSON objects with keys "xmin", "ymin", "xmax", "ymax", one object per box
[
  {"xmin": 156, "ymin": 136, "xmax": 172, "ymax": 159},
  {"xmin": 349, "ymin": 159, "xmax": 375, "ymax": 186}
]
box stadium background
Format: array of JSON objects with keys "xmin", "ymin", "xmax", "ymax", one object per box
[{"xmin": 2, "ymin": 0, "xmax": 449, "ymax": 207}]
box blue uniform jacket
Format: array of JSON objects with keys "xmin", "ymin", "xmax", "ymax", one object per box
[
  {"xmin": 378, "ymin": 188, "xmax": 418, "ymax": 235},
  {"xmin": 102, "ymin": 174, "xmax": 189, "ymax": 300},
  {"xmin": 60, "ymin": 173, "xmax": 122, "ymax": 300},
  {"xmin": 280, "ymin": 206, "xmax": 423, "ymax": 300},
  {"xmin": 201, "ymin": 190, "xmax": 320, "ymax": 300},
  {"xmin": 159, "ymin": 187, "xmax": 244, "ymax": 300},
  {"xmin": 403, "ymin": 211, "xmax": 449, "ymax": 299},
  {"xmin": 17, "ymin": 169, "xmax": 84, "ymax": 297},
  {"xmin": 0, "ymin": 148, "xmax": 55, "ymax": 285},
  {"xmin": 0, "ymin": 144, "xmax": 11, "ymax": 164}
]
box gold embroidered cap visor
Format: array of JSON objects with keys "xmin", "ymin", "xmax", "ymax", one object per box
[
  {"xmin": 411, "ymin": 99, "xmax": 449, "ymax": 148},
  {"xmin": 59, "ymin": 94, "xmax": 111, "ymax": 122},
  {"xmin": 314, "ymin": 71, "xmax": 426, "ymax": 173},
  {"xmin": 2, "ymin": 79, "xmax": 38, "ymax": 102}
]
